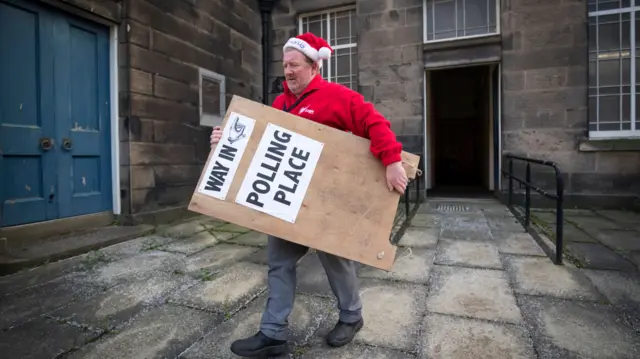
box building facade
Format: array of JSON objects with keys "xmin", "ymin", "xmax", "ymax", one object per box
[{"xmin": 1, "ymin": 0, "xmax": 638, "ymax": 234}]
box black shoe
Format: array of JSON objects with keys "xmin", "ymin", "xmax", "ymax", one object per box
[
  {"xmin": 229, "ymin": 331, "xmax": 288, "ymax": 357},
  {"xmin": 326, "ymin": 318, "xmax": 364, "ymax": 347}
]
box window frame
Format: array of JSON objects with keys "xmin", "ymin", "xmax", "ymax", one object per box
[
  {"xmin": 422, "ymin": 0, "xmax": 501, "ymax": 44},
  {"xmin": 297, "ymin": 5, "xmax": 358, "ymax": 89},
  {"xmin": 588, "ymin": 2, "xmax": 640, "ymax": 139},
  {"xmin": 198, "ymin": 68, "xmax": 226, "ymax": 128}
]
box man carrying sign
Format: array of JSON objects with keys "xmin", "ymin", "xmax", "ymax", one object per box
[{"xmin": 210, "ymin": 32, "xmax": 408, "ymax": 357}]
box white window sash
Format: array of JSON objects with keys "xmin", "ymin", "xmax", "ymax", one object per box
[
  {"xmin": 298, "ymin": 6, "xmax": 357, "ymax": 89},
  {"xmin": 588, "ymin": 2, "xmax": 640, "ymax": 138},
  {"xmin": 422, "ymin": 0, "xmax": 501, "ymax": 44}
]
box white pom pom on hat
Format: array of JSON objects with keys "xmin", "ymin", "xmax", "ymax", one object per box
[{"xmin": 318, "ymin": 46, "xmax": 332, "ymax": 60}]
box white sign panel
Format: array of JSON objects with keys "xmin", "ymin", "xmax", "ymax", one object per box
[
  {"xmin": 197, "ymin": 112, "xmax": 256, "ymax": 200},
  {"xmin": 235, "ymin": 123, "xmax": 324, "ymax": 223}
]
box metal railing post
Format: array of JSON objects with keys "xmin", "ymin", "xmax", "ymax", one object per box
[
  {"xmin": 555, "ymin": 171, "xmax": 564, "ymax": 265},
  {"xmin": 508, "ymin": 159, "xmax": 513, "ymax": 206},
  {"xmin": 525, "ymin": 163, "xmax": 531, "ymax": 228},
  {"xmin": 500, "ymin": 154, "xmax": 565, "ymax": 266}
]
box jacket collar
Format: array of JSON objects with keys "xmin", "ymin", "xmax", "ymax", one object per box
[{"xmin": 283, "ymin": 74, "xmax": 324, "ymax": 99}]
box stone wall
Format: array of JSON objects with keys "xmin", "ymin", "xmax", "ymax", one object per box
[
  {"xmin": 501, "ymin": 0, "xmax": 640, "ymax": 208},
  {"xmin": 120, "ymin": 0, "xmax": 263, "ymax": 222},
  {"xmin": 269, "ymin": 0, "xmax": 425, "ymax": 182}
]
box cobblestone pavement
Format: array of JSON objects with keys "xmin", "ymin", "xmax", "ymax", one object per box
[{"xmin": 1, "ymin": 199, "xmax": 639, "ymax": 359}]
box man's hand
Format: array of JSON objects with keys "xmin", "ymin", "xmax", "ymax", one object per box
[
  {"xmin": 210, "ymin": 126, "xmax": 222, "ymax": 149},
  {"xmin": 386, "ymin": 161, "xmax": 408, "ymax": 194}
]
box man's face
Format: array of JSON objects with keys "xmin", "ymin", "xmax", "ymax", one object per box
[{"xmin": 283, "ymin": 49, "xmax": 317, "ymax": 96}]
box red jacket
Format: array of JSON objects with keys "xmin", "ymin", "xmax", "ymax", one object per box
[{"xmin": 272, "ymin": 75, "xmax": 403, "ymax": 166}]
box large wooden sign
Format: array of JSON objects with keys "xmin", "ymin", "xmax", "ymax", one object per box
[{"xmin": 188, "ymin": 96, "xmax": 420, "ymax": 271}]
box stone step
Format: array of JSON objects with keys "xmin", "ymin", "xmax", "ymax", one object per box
[{"xmin": 0, "ymin": 224, "xmax": 154, "ymax": 275}]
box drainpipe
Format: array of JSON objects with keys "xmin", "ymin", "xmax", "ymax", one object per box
[{"xmin": 258, "ymin": 0, "xmax": 277, "ymax": 105}]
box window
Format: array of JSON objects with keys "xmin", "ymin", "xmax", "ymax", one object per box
[
  {"xmin": 423, "ymin": 0, "xmax": 499, "ymax": 43},
  {"xmin": 588, "ymin": 0, "xmax": 640, "ymax": 138},
  {"xmin": 299, "ymin": 7, "xmax": 358, "ymax": 90},
  {"xmin": 199, "ymin": 68, "xmax": 226, "ymax": 127}
]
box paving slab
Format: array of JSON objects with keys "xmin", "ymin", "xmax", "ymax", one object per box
[
  {"xmin": 47, "ymin": 270, "xmax": 196, "ymax": 332},
  {"xmin": 562, "ymin": 225, "xmax": 598, "ymax": 243},
  {"xmin": 182, "ymin": 243, "xmax": 260, "ymax": 275},
  {"xmin": 0, "ymin": 278, "xmax": 101, "ymax": 330},
  {"xmin": 531, "ymin": 210, "xmax": 558, "ymax": 224},
  {"xmin": 397, "ymin": 227, "xmax": 439, "ymax": 248},
  {"xmin": 0, "ymin": 318, "xmax": 99, "ymax": 359},
  {"xmin": 0, "ymin": 254, "xmax": 86, "ymax": 296},
  {"xmin": 181, "ymin": 294, "xmax": 334, "ymax": 359},
  {"xmin": 159, "ymin": 231, "xmax": 220, "ymax": 255},
  {"xmin": 216, "ymin": 223, "xmax": 252, "ymax": 233},
  {"xmin": 359, "ymin": 247, "xmax": 434, "ymax": 284},
  {"xmin": 622, "ymin": 251, "xmax": 640, "ymax": 269},
  {"xmin": 590, "ymin": 229, "xmax": 640, "ymax": 251},
  {"xmin": 440, "ymin": 226, "xmax": 494, "ymax": 242},
  {"xmin": 97, "ymin": 235, "xmax": 178, "ymax": 258},
  {"xmin": 242, "ymin": 247, "xmax": 269, "ymax": 265},
  {"xmin": 221, "ymin": 230, "xmax": 268, "ymax": 247},
  {"xmin": 410, "ymin": 213, "xmax": 443, "ymax": 228},
  {"xmin": 481, "ymin": 206, "xmax": 516, "ymax": 217},
  {"xmin": 484, "ymin": 215, "xmax": 526, "ymax": 233},
  {"xmin": 504, "ymin": 256, "xmax": 603, "ymax": 301},
  {"xmin": 426, "ymin": 265, "xmax": 522, "ymax": 324},
  {"xmin": 492, "ymin": 232, "xmax": 546, "ymax": 257},
  {"xmin": 66, "ymin": 304, "xmax": 220, "ymax": 359},
  {"xmin": 568, "ymin": 215, "xmax": 623, "ymax": 231},
  {"xmin": 517, "ymin": 295, "xmax": 640, "ymax": 359},
  {"xmin": 355, "ymin": 279, "xmax": 426, "ymax": 352},
  {"xmin": 596, "ymin": 210, "xmax": 640, "ymax": 229},
  {"xmin": 435, "ymin": 239, "xmax": 502, "ymax": 269},
  {"xmin": 169, "ymin": 261, "xmax": 267, "ymax": 316},
  {"xmin": 300, "ymin": 343, "xmax": 416, "ymax": 359},
  {"xmin": 566, "ymin": 242, "xmax": 638, "ymax": 272},
  {"xmin": 157, "ymin": 220, "xmax": 208, "ymax": 239},
  {"xmin": 76, "ymin": 250, "xmax": 185, "ymax": 288},
  {"xmin": 581, "ymin": 269, "xmax": 640, "ymax": 324},
  {"xmin": 421, "ymin": 313, "xmax": 536, "ymax": 359}
]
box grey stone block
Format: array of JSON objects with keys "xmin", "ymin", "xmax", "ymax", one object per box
[
  {"xmin": 421, "ymin": 313, "xmax": 537, "ymax": 359},
  {"xmin": 566, "ymin": 242, "xmax": 637, "ymax": 272},
  {"xmin": 0, "ymin": 318, "xmax": 99, "ymax": 359},
  {"xmin": 66, "ymin": 305, "xmax": 220, "ymax": 359},
  {"xmin": 355, "ymin": 279, "xmax": 427, "ymax": 351},
  {"xmin": 398, "ymin": 227, "xmax": 439, "ymax": 248},
  {"xmin": 168, "ymin": 262, "xmax": 267, "ymax": 315},
  {"xmin": 517, "ymin": 295, "xmax": 640, "ymax": 359},
  {"xmin": 359, "ymin": 247, "xmax": 435, "ymax": 284},
  {"xmin": 504, "ymin": 256, "xmax": 603, "ymax": 301},
  {"xmin": 181, "ymin": 294, "xmax": 334, "ymax": 358},
  {"xmin": 435, "ymin": 239, "xmax": 502, "ymax": 269},
  {"xmin": 0, "ymin": 279, "xmax": 101, "ymax": 331},
  {"xmin": 426, "ymin": 266, "xmax": 522, "ymax": 324},
  {"xmin": 492, "ymin": 232, "xmax": 546, "ymax": 256}
]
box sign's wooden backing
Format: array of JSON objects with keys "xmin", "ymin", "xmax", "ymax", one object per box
[{"xmin": 189, "ymin": 96, "xmax": 420, "ymax": 271}]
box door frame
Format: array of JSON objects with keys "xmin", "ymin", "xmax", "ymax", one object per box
[
  {"xmin": 109, "ymin": 24, "xmax": 120, "ymax": 215},
  {"xmin": 422, "ymin": 62, "xmax": 502, "ymax": 193}
]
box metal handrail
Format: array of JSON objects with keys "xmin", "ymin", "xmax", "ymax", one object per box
[
  {"xmin": 501, "ymin": 154, "xmax": 564, "ymax": 265},
  {"xmin": 390, "ymin": 173, "xmax": 422, "ymax": 245}
]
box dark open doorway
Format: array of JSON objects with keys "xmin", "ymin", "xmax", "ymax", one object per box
[{"xmin": 427, "ymin": 65, "xmax": 495, "ymax": 198}]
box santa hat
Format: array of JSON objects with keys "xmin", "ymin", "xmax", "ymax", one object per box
[{"xmin": 283, "ymin": 32, "xmax": 333, "ymax": 68}]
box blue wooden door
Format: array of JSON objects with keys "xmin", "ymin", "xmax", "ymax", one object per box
[{"xmin": 0, "ymin": 0, "xmax": 112, "ymax": 227}]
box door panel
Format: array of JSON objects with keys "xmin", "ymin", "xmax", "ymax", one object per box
[
  {"xmin": 0, "ymin": 1, "xmax": 57, "ymax": 226},
  {"xmin": 0, "ymin": 0, "xmax": 111, "ymax": 227},
  {"xmin": 54, "ymin": 14, "xmax": 112, "ymax": 218}
]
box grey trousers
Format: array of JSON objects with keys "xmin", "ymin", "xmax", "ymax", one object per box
[{"xmin": 259, "ymin": 235, "xmax": 363, "ymax": 340}]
